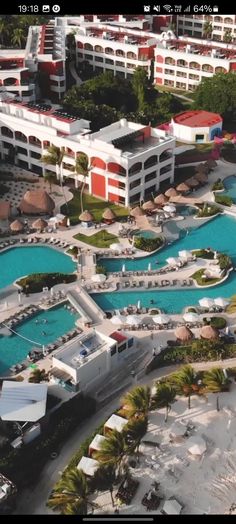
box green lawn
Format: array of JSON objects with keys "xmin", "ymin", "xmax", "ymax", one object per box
[
  {"xmin": 62, "ymin": 190, "xmax": 129, "ymax": 224},
  {"xmin": 74, "ymin": 229, "xmax": 118, "ymax": 248},
  {"xmin": 191, "ymin": 269, "xmax": 220, "ymax": 286}
]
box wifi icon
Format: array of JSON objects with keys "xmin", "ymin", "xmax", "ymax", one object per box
[{"xmin": 163, "ymin": 4, "xmax": 173, "ymax": 12}]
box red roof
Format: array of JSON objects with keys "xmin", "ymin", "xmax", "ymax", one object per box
[
  {"xmin": 109, "ymin": 331, "xmax": 127, "ymax": 344},
  {"xmin": 173, "ymin": 110, "xmax": 222, "ymax": 128}
]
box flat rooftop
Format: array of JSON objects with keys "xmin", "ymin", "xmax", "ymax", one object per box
[
  {"xmin": 53, "ymin": 331, "xmax": 114, "ymax": 369},
  {"xmin": 173, "ymin": 110, "xmax": 222, "ymax": 128}
]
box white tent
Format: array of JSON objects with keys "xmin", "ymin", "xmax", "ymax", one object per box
[
  {"xmin": 166, "ymin": 257, "xmax": 179, "ymax": 266},
  {"xmin": 126, "ymin": 315, "xmax": 142, "ymax": 325},
  {"xmin": 110, "ymin": 243, "xmax": 123, "ymax": 252},
  {"xmin": 199, "ymin": 297, "xmax": 215, "ymax": 309},
  {"xmin": 163, "ymin": 204, "xmax": 176, "ymax": 213},
  {"xmin": 55, "ymin": 213, "xmax": 65, "ymax": 222},
  {"xmin": 214, "ymin": 297, "xmax": 229, "ymax": 308},
  {"xmin": 89, "ymin": 434, "xmax": 107, "ymax": 453},
  {"xmin": 187, "ymin": 436, "xmax": 206, "ymax": 456},
  {"xmin": 77, "ymin": 456, "xmax": 99, "ymax": 477},
  {"xmin": 111, "ymin": 315, "xmax": 126, "ymax": 325},
  {"xmin": 0, "ymin": 381, "xmax": 47, "ymax": 422},
  {"xmin": 163, "ymin": 499, "xmax": 182, "ymax": 515},
  {"xmin": 183, "ymin": 312, "xmax": 200, "ymax": 323},
  {"xmin": 91, "ymin": 273, "xmax": 106, "ymax": 283},
  {"xmin": 104, "ymin": 414, "xmax": 128, "ymax": 433},
  {"xmin": 153, "ymin": 314, "xmax": 170, "ymax": 325},
  {"xmin": 179, "ymin": 250, "xmax": 192, "ymax": 260}
]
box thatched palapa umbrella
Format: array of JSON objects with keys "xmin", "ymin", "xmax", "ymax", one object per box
[
  {"xmin": 176, "ymin": 182, "xmax": 190, "ymax": 193},
  {"xmin": 102, "ymin": 208, "xmax": 116, "ymax": 224},
  {"xmin": 186, "ymin": 177, "xmax": 199, "ymax": 188},
  {"xmin": 154, "ymin": 193, "xmax": 168, "ymax": 206},
  {"xmin": 206, "ymin": 159, "xmax": 217, "ymax": 170},
  {"xmin": 10, "ymin": 219, "xmax": 24, "ymax": 232},
  {"xmin": 175, "ymin": 326, "xmax": 193, "ymax": 342},
  {"xmin": 130, "ymin": 206, "xmax": 144, "ymax": 217},
  {"xmin": 142, "ymin": 200, "xmax": 156, "ymax": 211},
  {"xmin": 79, "ymin": 210, "xmax": 94, "ymax": 222},
  {"xmin": 200, "ymin": 325, "xmax": 219, "ymax": 340},
  {"xmin": 195, "ymin": 172, "xmax": 208, "ymax": 184},
  {"xmin": 32, "ymin": 218, "xmax": 48, "ymax": 231},
  {"xmin": 165, "ymin": 187, "xmax": 178, "ymax": 198},
  {"xmin": 195, "ymin": 163, "xmax": 208, "ymax": 174},
  {"xmin": 19, "ymin": 190, "xmax": 55, "ymax": 215}
]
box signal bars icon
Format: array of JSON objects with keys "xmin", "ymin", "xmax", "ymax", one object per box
[{"xmin": 184, "ymin": 5, "xmax": 191, "ymax": 12}]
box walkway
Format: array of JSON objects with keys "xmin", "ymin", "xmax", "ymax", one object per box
[{"xmin": 69, "ymin": 61, "xmax": 83, "ymax": 85}]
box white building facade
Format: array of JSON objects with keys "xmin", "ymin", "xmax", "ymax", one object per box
[{"xmin": 176, "ymin": 14, "xmax": 236, "ymax": 43}]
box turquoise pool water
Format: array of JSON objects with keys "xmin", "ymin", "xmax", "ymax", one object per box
[
  {"xmin": 0, "ymin": 246, "xmax": 76, "ymax": 289},
  {"xmin": 93, "ymin": 214, "xmax": 236, "ymax": 314},
  {"xmin": 134, "ymin": 230, "xmax": 159, "ymax": 239},
  {"xmin": 222, "ymin": 175, "xmax": 236, "ymax": 203},
  {"xmin": 176, "ymin": 205, "xmax": 196, "ymax": 217},
  {"xmin": 0, "ymin": 303, "xmax": 79, "ymax": 375}
]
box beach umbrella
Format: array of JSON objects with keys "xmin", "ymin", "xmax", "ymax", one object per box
[
  {"xmin": 91, "ymin": 273, "xmax": 106, "ymax": 283},
  {"xmin": 199, "ymin": 297, "xmax": 215, "ymax": 309},
  {"xmin": 206, "ymin": 159, "xmax": 217, "ymax": 169},
  {"xmin": 175, "ymin": 326, "xmax": 193, "ymax": 342},
  {"xmin": 122, "ymin": 264, "xmax": 126, "ymax": 273},
  {"xmin": 166, "ymin": 257, "xmax": 179, "ymax": 266},
  {"xmin": 154, "ymin": 193, "xmax": 168, "ymax": 205},
  {"xmin": 187, "ymin": 436, "xmax": 206, "ymax": 456},
  {"xmin": 195, "ymin": 172, "xmax": 208, "ymax": 184},
  {"xmin": 148, "ymin": 262, "xmax": 152, "ymax": 271},
  {"xmin": 55, "ymin": 213, "xmax": 65, "ymax": 222},
  {"xmin": 111, "ymin": 315, "xmax": 126, "ymax": 325},
  {"xmin": 153, "ymin": 314, "xmax": 170, "ymax": 325},
  {"xmin": 186, "ymin": 177, "xmax": 199, "ymax": 188},
  {"xmin": 79, "ymin": 210, "xmax": 94, "ymax": 222},
  {"xmin": 214, "ymin": 297, "xmax": 229, "ymax": 308},
  {"xmin": 176, "ymin": 182, "xmax": 190, "ymax": 193},
  {"xmin": 10, "ymin": 219, "xmax": 24, "ymax": 232},
  {"xmin": 195, "ymin": 163, "xmax": 208, "ymax": 174},
  {"xmin": 102, "ymin": 208, "xmax": 116, "ymax": 222},
  {"xmin": 183, "ymin": 312, "xmax": 200, "ymax": 323},
  {"xmin": 142, "ymin": 200, "xmax": 156, "ymax": 211},
  {"xmin": 178, "ymin": 250, "xmax": 192, "ymax": 260},
  {"xmin": 165, "ymin": 187, "xmax": 178, "ymax": 198},
  {"xmin": 137, "ymin": 300, "xmax": 141, "ymax": 309},
  {"xmin": 163, "ymin": 204, "xmax": 176, "ymax": 214},
  {"xmin": 200, "ymin": 325, "xmax": 219, "ymax": 340},
  {"xmin": 110, "ymin": 243, "xmax": 123, "ymax": 252},
  {"xmin": 126, "ymin": 315, "xmax": 142, "ymax": 326},
  {"xmin": 32, "ymin": 218, "xmax": 48, "ymax": 231},
  {"xmin": 130, "ymin": 206, "xmax": 144, "ymax": 217}
]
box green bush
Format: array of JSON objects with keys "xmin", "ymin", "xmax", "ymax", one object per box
[
  {"xmin": 218, "ymin": 253, "xmax": 232, "ymax": 270},
  {"xmin": 134, "ymin": 236, "xmax": 164, "ymax": 252},
  {"xmin": 191, "ymin": 269, "xmax": 220, "ymax": 286},
  {"xmin": 203, "ymin": 316, "xmax": 227, "ymax": 329},
  {"xmin": 96, "ymin": 264, "xmax": 107, "ymax": 275},
  {"xmin": 212, "ymin": 179, "xmax": 224, "ymax": 191},
  {"xmin": 17, "ymin": 272, "xmax": 77, "ymax": 293},
  {"xmin": 197, "ymin": 204, "xmax": 221, "ymax": 217},
  {"xmin": 215, "ymin": 194, "xmax": 233, "ymax": 207},
  {"xmin": 67, "ymin": 246, "xmax": 79, "ymax": 257},
  {"xmin": 192, "ymin": 249, "xmax": 214, "ymax": 259}
]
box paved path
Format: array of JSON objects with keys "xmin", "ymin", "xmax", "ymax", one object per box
[{"xmin": 69, "ymin": 61, "xmax": 83, "ymax": 85}]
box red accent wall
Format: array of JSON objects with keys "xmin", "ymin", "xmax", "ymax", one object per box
[
  {"xmin": 156, "ymin": 67, "xmax": 163, "ymax": 73},
  {"xmin": 91, "ymin": 156, "xmax": 106, "ymax": 169},
  {"xmin": 108, "ymin": 178, "xmax": 119, "ymax": 187},
  {"xmin": 155, "ymin": 55, "xmax": 164, "ymax": 63},
  {"xmin": 156, "ymin": 78, "xmax": 163, "ymax": 85},
  {"xmin": 230, "ymin": 62, "xmax": 236, "ymax": 71},
  {"xmin": 138, "ymin": 46, "xmax": 154, "ymax": 60},
  {"xmin": 107, "ymin": 162, "xmax": 125, "ymax": 175},
  {"xmin": 108, "ymin": 192, "xmax": 119, "ymax": 202},
  {"xmin": 152, "ymin": 15, "xmax": 171, "ymax": 31},
  {"xmin": 141, "ymin": 126, "xmax": 151, "ymax": 139},
  {"xmin": 38, "ymin": 62, "xmax": 57, "ymax": 74},
  {"xmin": 91, "ymin": 172, "xmax": 106, "ymax": 198}
]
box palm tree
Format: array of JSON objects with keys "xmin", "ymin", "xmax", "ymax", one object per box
[
  {"xmin": 152, "ymin": 383, "xmax": 176, "ymax": 422},
  {"xmin": 94, "ymin": 429, "xmax": 127, "ymax": 475},
  {"xmin": 203, "ymin": 21, "xmax": 213, "ymax": 39},
  {"xmin": 120, "ymin": 386, "xmax": 151, "ymax": 419},
  {"xmin": 28, "ymin": 368, "xmax": 48, "ymax": 383},
  {"xmin": 123, "ymin": 415, "xmax": 148, "ymax": 462},
  {"xmin": 170, "ymin": 365, "xmax": 199, "ymax": 409},
  {"xmin": 90, "ymin": 465, "xmax": 116, "ymax": 507},
  {"xmin": 223, "ymin": 29, "xmax": 232, "ymax": 43},
  {"xmin": 11, "ymin": 28, "xmax": 26, "ymax": 48},
  {"xmin": 203, "ymin": 367, "xmax": 230, "ymax": 411},
  {"xmin": 75, "ymin": 153, "xmax": 91, "ymax": 214},
  {"xmin": 47, "ymin": 468, "xmax": 93, "ymax": 515},
  {"xmin": 44, "ymin": 171, "xmax": 56, "ymax": 193},
  {"xmin": 0, "ymin": 20, "xmax": 9, "ymax": 46},
  {"xmin": 41, "ymin": 145, "xmax": 68, "ymax": 211}
]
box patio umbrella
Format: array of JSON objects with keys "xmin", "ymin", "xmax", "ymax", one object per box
[
  {"xmin": 166, "ymin": 257, "xmax": 179, "ymax": 266},
  {"xmin": 10, "ymin": 219, "xmax": 24, "ymax": 232},
  {"xmin": 142, "ymin": 200, "xmax": 156, "ymax": 211},
  {"xmin": 183, "ymin": 312, "xmax": 200, "ymax": 323},
  {"xmin": 102, "ymin": 208, "xmax": 116, "ymax": 222},
  {"xmin": 55, "ymin": 213, "xmax": 65, "ymax": 222},
  {"xmin": 165, "ymin": 187, "xmax": 178, "ymax": 198},
  {"xmin": 122, "ymin": 264, "xmax": 126, "ymax": 273},
  {"xmin": 178, "ymin": 250, "xmax": 192, "ymax": 260},
  {"xmin": 163, "ymin": 204, "xmax": 176, "ymax": 214},
  {"xmin": 111, "ymin": 315, "xmax": 126, "ymax": 325},
  {"xmin": 200, "ymin": 325, "xmax": 219, "ymax": 340},
  {"xmin": 110, "ymin": 243, "xmax": 123, "ymax": 252},
  {"xmin": 91, "ymin": 273, "xmax": 106, "ymax": 283},
  {"xmin": 186, "ymin": 177, "xmax": 199, "ymax": 188},
  {"xmin": 214, "ymin": 297, "xmax": 229, "ymax": 308},
  {"xmin": 187, "ymin": 436, "xmax": 206, "ymax": 456},
  {"xmin": 195, "ymin": 172, "xmax": 208, "ymax": 184},
  {"xmin": 32, "ymin": 218, "xmax": 48, "ymax": 231},
  {"xmin": 206, "ymin": 158, "xmax": 217, "ymax": 170},
  {"xmin": 130, "ymin": 206, "xmax": 144, "ymax": 217},
  {"xmin": 154, "ymin": 193, "xmax": 168, "ymax": 205},
  {"xmin": 176, "ymin": 182, "xmax": 190, "ymax": 193},
  {"xmin": 153, "ymin": 314, "xmax": 170, "ymax": 324},
  {"xmin": 175, "ymin": 326, "xmax": 193, "ymax": 342},
  {"xmin": 199, "ymin": 297, "xmax": 215, "ymax": 309},
  {"xmin": 126, "ymin": 315, "xmax": 142, "ymax": 325},
  {"xmin": 79, "ymin": 210, "xmax": 94, "ymax": 222},
  {"xmin": 195, "ymin": 163, "xmax": 208, "ymax": 174}
]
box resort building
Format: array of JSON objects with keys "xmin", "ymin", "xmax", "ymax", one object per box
[
  {"xmin": 50, "ymin": 329, "xmax": 135, "ymax": 392},
  {"xmin": 0, "ymin": 50, "xmax": 36, "ymax": 103},
  {"xmin": 176, "ymin": 14, "xmax": 236, "ymax": 43},
  {"xmin": 0, "ymin": 473, "xmax": 17, "ymax": 511},
  {"xmin": 170, "ymin": 110, "xmax": 223, "ymax": 143},
  {"xmin": 0, "ymin": 97, "xmax": 175, "ymax": 206}
]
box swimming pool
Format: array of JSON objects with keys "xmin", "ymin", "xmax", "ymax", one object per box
[
  {"xmin": 221, "ymin": 175, "xmax": 236, "ymax": 203},
  {"xmin": 0, "ymin": 246, "xmax": 76, "ymax": 289},
  {"xmin": 0, "ymin": 302, "xmax": 79, "ymax": 375},
  {"xmin": 93, "ymin": 214, "xmax": 236, "ymax": 314},
  {"xmin": 176, "ymin": 205, "xmax": 196, "ymax": 217},
  {"xmin": 133, "ymin": 230, "xmax": 159, "ymax": 239}
]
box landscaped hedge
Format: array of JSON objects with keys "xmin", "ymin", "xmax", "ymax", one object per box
[
  {"xmin": 215, "ymin": 194, "xmax": 233, "ymax": 207},
  {"xmin": 212, "ymin": 179, "xmax": 224, "ymax": 191},
  {"xmin": 197, "ymin": 204, "xmax": 221, "ymax": 217},
  {"xmin": 134, "ymin": 236, "xmax": 164, "ymax": 252},
  {"xmin": 218, "ymin": 253, "xmax": 232, "ymax": 270},
  {"xmin": 17, "ymin": 272, "xmax": 77, "ymax": 293},
  {"xmin": 203, "ymin": 316, "xmax": 227, "ymax": 329},
  {"xmin": 192, "ymin": 249, "xmax": 214, "ymax": 259}
]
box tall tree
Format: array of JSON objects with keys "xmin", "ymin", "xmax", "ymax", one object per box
[
  {"xmin": 94, "ymin": 429, "xmax": 128, "ymax": 475},
  {"xmin": 11, "ymin": 28, "xmax": 26, "ymax": 48},
  {"xmin": 123, "ymin": 415, "xmax": 148, "ymax": 462},
  {"xmin": 44, "ymin": 171, "xmax": 56, "ymax": 193},
  {"xmin": 121, "ymin": 386, "xmax": 151, "ymax": 419},
  {"xmin": 152, "ymin": 383, "xmax": 176, "ymax": 422},
  {"xmin": 0, "ymin": 20, "xmax": 9, "ymax": 46},
  {"xmin": 41, "ymin": 145, "xmax": 68, "ymax": 211},
  {"xmin": 203, "ymin": 21, "xmax": 213, "ymax": 39},
  {"xmin": 193, "ymin": 72, "xmax": 236, "ymax": 119},
  {"xmin": 170, "ymin": 365, "xmax": 199, "ymax": 409},
  {"xmin": 203, "ymin": 367, "xmax": 230, "ymax": 411},
  {"xmin": 90, "ymin": 465, "xmax": 116, "ymax": 507},
  {"xmin": 223, "ymin": 29, "xmax": 232, "ymax": 43},
  {"xmin": 47, "ymin": 469, "xmax": 93, "ymax": 515},
  {"xmin": 132, "ymin": 67, "xmax": 149, "ymax": 112},
  {"xmin": 75, "ymin": 153, "xmax": 91, "ymax": 213}
]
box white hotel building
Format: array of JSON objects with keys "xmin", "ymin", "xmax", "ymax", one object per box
[
  {"xmin": 176, "ymin": 14, "xmax": 236, "ymax": 42},
  {"xmin": 0, "ymin": 97, "xmax": 175, "ymax": 206}
]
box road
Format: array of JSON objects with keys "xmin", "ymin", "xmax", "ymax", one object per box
[{"xmin": 15, "ymin": 357, "xmax": 236, "ymax": 514}]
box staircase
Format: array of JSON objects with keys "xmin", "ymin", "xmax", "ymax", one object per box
[
  {"xmin": 68, "ymin": 287, "xmax": 106, "ymax": 325},
  {"xmin": 80, "ymin": 253, "xmax": 96, "ymax": 280}
]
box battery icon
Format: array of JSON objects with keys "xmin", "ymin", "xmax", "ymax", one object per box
[{"xmin": 213, "ymin": 5, "xmax": 219, "ymax": 12}]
